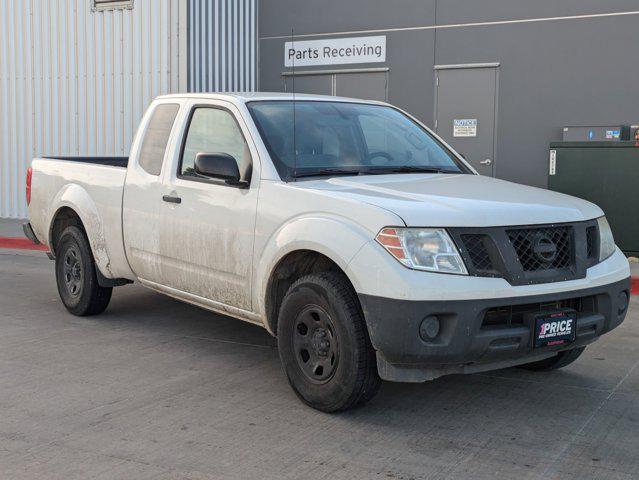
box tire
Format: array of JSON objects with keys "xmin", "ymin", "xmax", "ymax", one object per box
[
  {"xmin": 277, "ymin": 272, "xmax": 381, "ymax": 412},
  {"xmin": 55, "ymin": 225, "xmax": 112, "ymax": 316},
  {"xmin": 518, "ymin": 346, "xmax": 586, "ymax": 372}
]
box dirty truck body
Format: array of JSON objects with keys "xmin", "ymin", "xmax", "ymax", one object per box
[{"xmin": 25, "ymin": 93, "xmax": 631, "ymax": 411}]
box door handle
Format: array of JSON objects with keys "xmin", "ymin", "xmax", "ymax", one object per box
[
  {"xmin": 162, "ymin": 195, "xmax": 182, "ymax": 204},
  {"xmin": 480, "ymin": 159, "xmax": 492, "ymax": 166}
]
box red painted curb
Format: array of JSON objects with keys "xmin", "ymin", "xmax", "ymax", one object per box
[{"xmin": 0, "ymin": 237, "xmax": 49, "ymax": 251}]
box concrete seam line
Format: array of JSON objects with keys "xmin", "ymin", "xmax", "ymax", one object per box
[
  {"xmin": 260, "ymin": 10, "xmax": 639, "ymax": 40},
  {"xmin": 536, "ymin": 357, "xmax": 639, "ymax": 479},
  {"xmin": 472, "ymin": 373, "xmax": 612, "ymax": 394},
  {"xmin": 177, "ymin": 334, "xmax": 275, "ymax": 349}
]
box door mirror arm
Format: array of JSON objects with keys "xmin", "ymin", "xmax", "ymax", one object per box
[{"xmin": 224, "ymin": 178, "xmax": 250, "ymax": 189}]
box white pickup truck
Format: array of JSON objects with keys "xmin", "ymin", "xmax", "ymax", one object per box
[{"xmin": 25, "ymin": 93, "xmax": 631, "ymax": 412}]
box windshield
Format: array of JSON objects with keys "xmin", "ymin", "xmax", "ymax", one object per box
[{"xmin": 247, "ymin": 101, "xmax": 470, "ymax": 180}]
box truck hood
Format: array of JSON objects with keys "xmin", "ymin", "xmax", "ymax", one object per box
[{"xmin": 294, "ymin": 173, "xmax": 603, "ymax": 227}]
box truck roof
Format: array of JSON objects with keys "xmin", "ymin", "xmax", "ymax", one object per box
[{"xmin": 156, "ymin": 92, "xmax": 386, "ymax": 105}]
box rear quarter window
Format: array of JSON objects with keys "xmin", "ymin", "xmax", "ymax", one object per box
[{"xmin": 138, "ymin": 103, "xmax": 180, "ymax": 175}]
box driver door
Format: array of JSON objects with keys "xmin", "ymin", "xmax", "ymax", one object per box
[{"xmin": 157, "ymin": 101, "xmax": 259, "ymax": 311}]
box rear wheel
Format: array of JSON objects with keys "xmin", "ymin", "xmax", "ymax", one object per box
[
  {"xmin": 55, "ymin": 226, "xmax": 112, "ymax": 316},
  {"xmin": 519, "ymin": 346, "xmax": 586, "ymax": 371},
  {"xmin": 277, "ymin": 272, "xmax": 381, "ymax": 412}
]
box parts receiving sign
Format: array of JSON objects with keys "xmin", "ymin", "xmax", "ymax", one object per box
[
  {"xmin": 285, "ymin": 36, "xmax": 386, "ymax": 67},
  {"xmin": 453, "ymin": 119, "xmax": 478, "ymax": 137}
]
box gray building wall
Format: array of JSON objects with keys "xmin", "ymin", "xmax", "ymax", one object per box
[{"xmin": 258, "ymin": 0, "xmax": 639, "ymax": 188}]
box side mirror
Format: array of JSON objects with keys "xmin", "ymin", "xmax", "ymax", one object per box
[{"xmin": 194, "ymin": 153, "xmax": 248, "ymax": 188}]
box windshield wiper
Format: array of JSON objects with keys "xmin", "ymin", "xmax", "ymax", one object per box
[
  {"xmin": 293, "ymin": 168, "xmax": 364, "ymax": 178},
  {"xmin": 365, "ymin": 166, "xmax": 461, "ymax": 174},
  {"xmin": 292, "ymin": 165, "xmax": 461, "ymax": 179}
]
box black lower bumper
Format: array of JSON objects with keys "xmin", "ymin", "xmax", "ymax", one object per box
[{"xmin": 358, "ymin": 277, "xmax": 631, "ymax": 382}]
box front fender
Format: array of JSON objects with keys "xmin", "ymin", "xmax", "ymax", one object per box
[
  {"xmin": 254, "ymin": 214, "xmax": 379, "ymax": 329},
  {"xmin": 46, "ymin": 184, "xmax": 114, "ymax": 278}
]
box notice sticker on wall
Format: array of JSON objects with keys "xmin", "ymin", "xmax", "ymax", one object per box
[{"xmin": 453, "ymin": 119, "xmax": 477, "ymax": 137}]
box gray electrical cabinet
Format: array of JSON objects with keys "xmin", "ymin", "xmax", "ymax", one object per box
[{"xmin": 548, "ymin": 141, "xmax": 639, "ymax": 256}]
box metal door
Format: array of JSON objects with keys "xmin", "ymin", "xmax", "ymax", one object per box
[{"xmin": 435, "ymin": 66, "xmax": 498, "ymax": 176}]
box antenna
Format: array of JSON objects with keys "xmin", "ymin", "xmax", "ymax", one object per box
[{"xmin": 291, "ymin": 28, "xmax": 297, "ymax": 181}]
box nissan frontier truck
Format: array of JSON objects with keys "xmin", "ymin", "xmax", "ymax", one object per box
[{"xmin": 24, "ymin": 93, "xmax": 631, "ymax": 411}]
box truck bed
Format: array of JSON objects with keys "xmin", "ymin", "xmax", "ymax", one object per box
[
  {"xmin": 28, "ymin": 156, "xmax": 133, "ymax": 280},
  {"xmin": 43, "ymin": 156, "xmax": 128, "ymax": 168}
]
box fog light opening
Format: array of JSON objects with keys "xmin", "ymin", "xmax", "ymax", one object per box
[
  {"xmin": 420, "ymin": 315, "xmax": 441, "ymax": 341},
  {"xmin": 617, "ymin": 291, "xmax": 629, "ymax": 316}
]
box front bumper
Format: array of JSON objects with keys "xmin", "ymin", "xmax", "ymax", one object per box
[{"xmin": 358, "ymin": 277, "xmax": 631, "ymax": 382}]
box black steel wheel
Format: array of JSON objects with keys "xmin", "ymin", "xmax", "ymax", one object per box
[
  {"xmin": 61, "ymin": 245, "xmax": 84, "ymax": 298},
  {"xmin": 277, "ymin": 272, "xmax": 381, "ymax": 412},
  {"xmin": 292, "ymin": 305, "xmax": 339, "ymax": 384},
  {"xmin": 55, "ymin": 225, "xmax": 112, "ymax": 316}
]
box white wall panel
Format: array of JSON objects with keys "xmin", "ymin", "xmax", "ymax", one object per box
[{"xmin": 0, "ymin": 0, "xmax": 184, "ymax": 218}]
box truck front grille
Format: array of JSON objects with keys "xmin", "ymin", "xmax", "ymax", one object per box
[
  {"xmin": 460, "ymin": 234, "xmax": 497, "ymax": 274},
  {"xmin": 507, "ymin": 226, "xmax": 572, "ymax": 271},
  {"xmin": 586, "ymin": 225, "xmax": 598, "ymax": 260},
  {"xmin": 450, "ymin": 220, "xmax": 599, "ymax": 286}
]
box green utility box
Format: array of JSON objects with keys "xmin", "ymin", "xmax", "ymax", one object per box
[{"xmin": 548, "ymin": 141, "xmax": 639, "ymax": 256}]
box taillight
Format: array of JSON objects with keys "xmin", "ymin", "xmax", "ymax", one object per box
[{"xmin": 26, "ymin": 167, "xmax": 32, "ymax": 205}]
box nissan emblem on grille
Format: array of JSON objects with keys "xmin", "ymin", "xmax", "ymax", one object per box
[{"xmin": 532, "ymin": 233, "xmax": 557, "ymax": 264}]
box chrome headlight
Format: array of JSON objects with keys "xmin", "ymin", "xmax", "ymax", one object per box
[
  {"xmin": 597, "ymin": 217, "xmax": 615, "ymax": 262},
  {"xmin": 376, "ymin": 228, "xmax": 468, "ymax": 274}
]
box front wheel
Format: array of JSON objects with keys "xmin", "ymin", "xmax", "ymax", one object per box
[
  {"xmin": 519, "ymin": 346, "xmax": 586, "ymax": 371},
  {"xmin": 277, "ymin": 272, "xmax": 381, "ymax": 412},
  {"xmin": 55, "ymin": 225, "xmax": 112, "ymax": 316}
]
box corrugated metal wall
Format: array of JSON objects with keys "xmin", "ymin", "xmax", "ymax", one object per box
[
  {"xmin": 0, "ymin": 0, "xmax": 184, "ymax": 219},
  {"xmin": 187, "ymin": 0, "xmax": 258, "ymax": 92},
  {"xmin": 0, "ymin": 0, "xmax": 258, "ymax": 218}
]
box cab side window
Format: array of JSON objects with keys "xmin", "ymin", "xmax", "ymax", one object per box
[
  {"xmin": 138, "ymin": 103, "xmax": 180, "ymax": 175},
  {"xmin": 180, "ymin": 107, "xmax": 248, "ymax": 179}
]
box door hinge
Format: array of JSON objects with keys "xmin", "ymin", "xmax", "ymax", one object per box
[
  {"xmin": 434, "ymin": 119, "xmax": 438, "ymax": 129},
  {"xmin": 436, "ymin": 76, "xmax": 439, "ymax": 87}
]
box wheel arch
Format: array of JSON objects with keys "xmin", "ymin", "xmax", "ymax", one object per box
[
  {"xmin": 49, "ymin": 206, "xmax": 85, "ymax": 254},
  {"xmin": 255, "ymin": 217, "xmax": 379, "ymax": 335},
  {"xmin": 47, "ymin": 185, "xmax": 114, "ymax": 278},
  {"xmin": 265, "ymin": 249, "xmax": 360, "ymax": 336}
]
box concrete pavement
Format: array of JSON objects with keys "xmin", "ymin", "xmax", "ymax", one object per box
[{"xmin": 0, "ymin": 249, "xmax": 638, "ymax": 480}]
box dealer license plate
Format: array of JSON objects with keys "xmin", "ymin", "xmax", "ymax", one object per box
[{"xmin": 533, "ymin": 310, "xmax": 577, "ymax": 348}]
